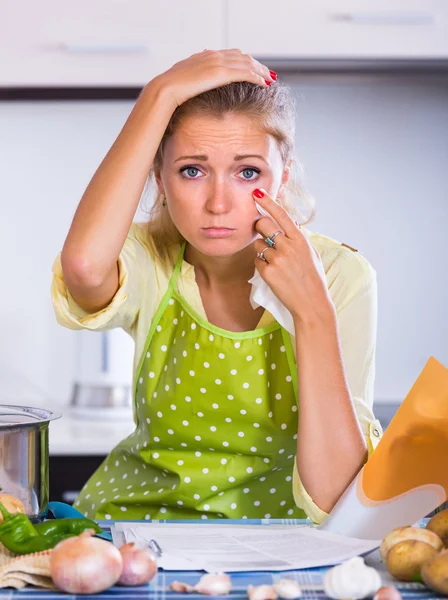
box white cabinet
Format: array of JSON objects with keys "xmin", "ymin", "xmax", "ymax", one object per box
[
  {"xmin": 0, "ymin": 0, "xmax": 225, "ymax": 86},
  {"xmin": 227, "ymin": 0, "xmax": 448, "ymax": 60},
  {"xmin": 2, "ymin": 0, "xmax": 447, "ymax": 87}
]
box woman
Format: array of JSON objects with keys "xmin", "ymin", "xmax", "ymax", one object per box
[{"xmin": 52, "ymin": 49, "xmax": 383, "ymax": 523}]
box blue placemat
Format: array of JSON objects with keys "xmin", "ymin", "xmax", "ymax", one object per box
[
  {"xmin": 0, "ymin": 568, "xmax": 441, "ymax": 599},
  {"xmin": 0, "ymin": 515, "xmax": 440, "ymax": 599}
]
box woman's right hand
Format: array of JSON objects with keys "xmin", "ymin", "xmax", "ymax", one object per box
[{"xmin": 152, "ymin": 48, "xmax": 276, "ymax": 110}]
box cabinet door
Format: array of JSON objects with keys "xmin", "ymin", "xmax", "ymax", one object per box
[
  {"xmin": 0, "ymin": 0, "xmax": 225, "ymax": 86},
  {"xmin": 227, "ymin": 0, "xmax": 448, "ymax": 59}
]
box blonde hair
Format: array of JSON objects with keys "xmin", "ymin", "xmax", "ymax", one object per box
[{"xmin": 141, "ymin": 81, "xmax": 315, "ymax": 264}]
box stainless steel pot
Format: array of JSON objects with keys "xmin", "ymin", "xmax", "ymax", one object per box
[{"xmin": 0, "ymin": 405, "xmax": 61, "ymax": 522}]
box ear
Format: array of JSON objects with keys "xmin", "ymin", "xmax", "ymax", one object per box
[
  {"xmin": 277, "ymin": 160, "xmax": 292, "ymax": 198},
  {"xmin": 154, "ymin": 170, "xmax": 164, "ymax": 196},
  {"xmin": 280, "ymin": 159, "xmax": 292, "ymax": 188},
  {"xmin": 282, "ymin": 160, "xmax": 292, "ymax": 187}
]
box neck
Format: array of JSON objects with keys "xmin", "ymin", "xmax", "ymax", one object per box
[{"xmin": 184, "ymin": 242, "xmax": 258, "ymax": 289}]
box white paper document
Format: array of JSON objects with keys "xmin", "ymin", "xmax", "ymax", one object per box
[{"xmin": 112, "ymin": 523, "xmax": 380, "ymax": 572}]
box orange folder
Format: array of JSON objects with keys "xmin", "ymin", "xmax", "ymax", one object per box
[{"xmin": 319, "ymin": 356, "xmax": 448, "ymax": 539}]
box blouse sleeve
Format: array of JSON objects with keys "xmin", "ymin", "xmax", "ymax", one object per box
[
  {"xmin": 292, "ymin": 252, "xmax": 384, "ymax": 524},
  {"xmin": 51, "ymin": 223, "xmax": 155, "ymax": 335}
]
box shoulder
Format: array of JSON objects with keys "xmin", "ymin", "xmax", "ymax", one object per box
[
  {"xmin": 304, "ymin": 227, "xmax": 376, "ymax": 305},
  {"xmin": 126, "ymin": 222, "xmax": 185, "ymax": 277},
  {"xmin": 124, "ymin": 222, "xmax": 167, "ymax": 268},
  {"xmin": 126, "ymin": 222, "xmax": 156, "ymax": 254}
]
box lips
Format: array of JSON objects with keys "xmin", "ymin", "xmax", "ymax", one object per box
[{"xmin": 201, "ymin": 227, "xmax": 236, "ymax": 238}]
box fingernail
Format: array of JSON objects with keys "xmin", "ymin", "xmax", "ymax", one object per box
[
  {"xmin": 269, "ymin": 70, "xmax": 278, "ymax": 81},
  {"xmin": 264, "ymin": 80, "xmax": 272, "ymax": 86},
  {"xmin": 253, "ymin": 189, "xmax": 264, "ymax": 198}
]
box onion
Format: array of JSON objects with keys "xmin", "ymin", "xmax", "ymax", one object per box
[
  {"xmin": 117, "ymin": 542, "xmax": 158, "ymax": 586},
  {"xmin": 50, "ymin": 529, "xmax": 123, "ymax": 594}
]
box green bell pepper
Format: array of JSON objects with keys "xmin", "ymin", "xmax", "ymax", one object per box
[{"xmin": 0, "ymin": 502, "xmax": 102, "ymax": 555}]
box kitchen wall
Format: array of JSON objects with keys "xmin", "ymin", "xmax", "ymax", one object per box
[{"xmin": 0, "ymin": 71, "xmax": 447, "ymax": 408}]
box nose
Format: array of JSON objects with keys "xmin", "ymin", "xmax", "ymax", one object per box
[{"xmin": 205, "ymin": 180, "xmax": 232, "ymax": 214}]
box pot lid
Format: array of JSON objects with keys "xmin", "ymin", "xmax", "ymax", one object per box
[{"xmin": 0, "ymin": 405, "xmax": 61, "ymax": 427}]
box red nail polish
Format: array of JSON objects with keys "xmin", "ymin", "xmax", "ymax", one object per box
[
  {"xmin": 264, "ymin": 80, "xmax": 272, "ymax": 86},
  {"xmin": 269, "ymin": 70, "xmax": 278, "ymax": 81},
  {"xmin": 253, "ymin": 189, "xmax": 264, "ymax": 198}
]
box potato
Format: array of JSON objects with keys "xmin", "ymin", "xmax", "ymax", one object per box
[
  {"xmin": 386, "ymin": 540, "xmax": 439, "ymax": 582},
  {"xmin": 0, "ymin": 493, "xmax": 26, "ymax": 522},
  {"xmin": 426, "ymin": 509, "xmax": 448, "ymax": 548},
  {"xmin": 380, "ymin": 526, "xmax": 443, "ymax": 562},
  {"xmin": 421, "ymin": 548, "xmax": 448, "ymax": 595}
]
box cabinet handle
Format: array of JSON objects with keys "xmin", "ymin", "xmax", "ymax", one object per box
[
  {"xmin": 330, "ymin": 12, "xmax": 434, "ymax": 25},
  {"xmin": 58, "ymin": 43, "xmax": 148, "ymax": 54}
]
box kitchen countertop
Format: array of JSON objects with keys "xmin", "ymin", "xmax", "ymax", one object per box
[
  {"xmin": 49, "ymin": 405, "xmax": 136, "ymax": 456},
  {"xmin": 17, "ymin": 400, "xmax": 401, "ymax": 456}
]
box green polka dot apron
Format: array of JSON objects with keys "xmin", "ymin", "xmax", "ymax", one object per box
[{"xmin": 75, "ymin": 243, "xmax": 307, "ymax": 521}]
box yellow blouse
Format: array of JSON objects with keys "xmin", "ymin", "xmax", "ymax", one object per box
[{"xmin": 51, "ymin": 222, "xmax": 383, "ymax": 524}]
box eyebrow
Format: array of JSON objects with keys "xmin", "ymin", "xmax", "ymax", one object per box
[{"xmin": 174, "ymin": 154, "xmax": 268, "ymax": 165}]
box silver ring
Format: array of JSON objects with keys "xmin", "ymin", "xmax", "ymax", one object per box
[
  {"xmin": 257, "ymin": 246, "xmax": 271, "ymax": 262},
  {"xmin": 265, "ymin": 230, "xmax": 282, "ymax": 248}
]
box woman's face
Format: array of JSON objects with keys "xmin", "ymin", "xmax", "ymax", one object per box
[{"xmin": 157, "ymin": 113, "xmax": 290, "ymax": 257}]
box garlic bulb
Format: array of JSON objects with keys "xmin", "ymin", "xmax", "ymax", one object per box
[
  {"xmin": 170, "ymin": 573, "xmax": 232, "ymax": 595},
  {"xmin": 323, "ymin": 556, "xmax": 381, "ymax": 600},
  {"xmin": 273, "ymin": 578, "xmax": 302, "ymax": 598},
  {"xmin": 374, "ymin": 586, "xmax": 402, "ymax": 600},
  {"xmin": 170, "ymin": 581, "xmax": 194, "ymax": 592},
  {"xmin": 170, "ymin": 581, "xmax": 195, "ymax": 593},
  {"xmin": 247, "ymin": 584, "xmax": 278, "ymax": 600},
  {"xmin": 195, "ymin": 573, "xmax": 232, "ymax": 595}
]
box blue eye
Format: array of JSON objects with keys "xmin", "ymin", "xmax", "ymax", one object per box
[
  {"xmin": 180, "ymin": 167, "xmax": 201, "ymax": 179},
  {"xmin": 239, "ymin": 168, "xmax": 260, "ymax": 181},
  {"xmin": 179, "ymin": 166, "xmax": 261, "ymax": 181}
]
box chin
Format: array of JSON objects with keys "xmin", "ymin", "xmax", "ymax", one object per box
[
  {"xmin": 189, "ymin": 235, "xmax": 253, "ymax": 257},
  {"xmin": 199, "ymin": 241, "xmax": 239, "ymax": 257}
]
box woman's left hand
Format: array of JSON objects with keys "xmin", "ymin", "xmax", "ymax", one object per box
[{"xmin": 253, "ymin": 188, "xmax": 334, "ymax": 323}]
